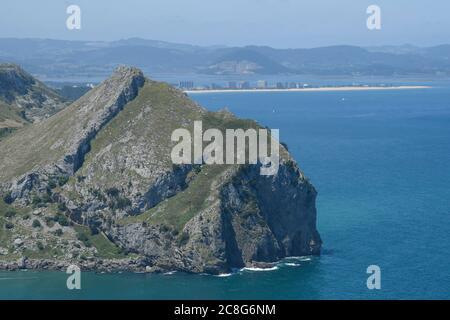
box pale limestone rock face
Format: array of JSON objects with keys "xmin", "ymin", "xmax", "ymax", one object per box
[{"xmin": 0, "ymin": 66, "xmax": 321, "ymax": 274}]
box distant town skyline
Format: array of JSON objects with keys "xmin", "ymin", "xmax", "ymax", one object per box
[{"xmin": 1, "ymin": 0, "xmax": 449, "ymax": 48}]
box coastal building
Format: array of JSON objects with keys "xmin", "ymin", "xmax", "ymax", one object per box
[
  {"xmin": 228, "ymin": 81, "xmax": 237, "ymax": 89},
  {"xmin": 211, "ymin": 83, "xmax": 222, "ymax": 89},
  {"xmin": 238, "ymin": 81, "xmax": 250, "ymax": 89},
  {"xmin": 276, "ymin": 82, "xmax": 285, "ymax": 89},
  {"xmin": 257, "ymin": 80, "xmax": 267, "ymax": 89},
  {"xmin": 179, "ymin": 81, "xmax": 194, "ymax": 89},
  {"xmin": 289, "ymin": 82, "xmax": 298, "ymax": 89}
]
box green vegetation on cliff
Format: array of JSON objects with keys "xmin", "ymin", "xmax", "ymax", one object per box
[{"xmin": 0, "ymin": 65, "xmax": 320, "ymax": 273}]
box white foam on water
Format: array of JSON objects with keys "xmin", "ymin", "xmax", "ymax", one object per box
[
  {"xmin": 242, "ymin": 266, "xmax": 279, "ymax": 272},
  {"xmin": 215, "ymin": 273, "xmax": 233, "ymax": 277},
  {"xmin": 284, "ymin": 263, "xmax": 300, "ymax": 267},
  {"xmin": 299, "ymin": 257, "xmax": 312, "ymax": 261},
  {"xmin": 163, "ymin": 271, "xmax": 177, "ymax": 275},
  {"xmin": 284, "ymin": 256, "xmax": 313, "ymax": 262}
]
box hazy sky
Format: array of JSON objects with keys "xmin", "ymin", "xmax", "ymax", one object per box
[{"xmin": 1, "ymin": 0, "xmax": 448, "ymax": 48}]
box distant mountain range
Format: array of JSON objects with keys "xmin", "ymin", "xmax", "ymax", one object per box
[{"xmin": 1, "ymin": 38, "xmax": 450, "ymax": 79}]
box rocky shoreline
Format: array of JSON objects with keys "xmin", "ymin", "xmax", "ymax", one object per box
[
  {"xmin": 0, "ymin": 257, "xmax": 150, "ymax": 273},
  {"xmin": 0, "ymin": 256, "xmax": 285, "ymax": 274}
]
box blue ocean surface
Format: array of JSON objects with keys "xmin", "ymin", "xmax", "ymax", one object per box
[{"xmin": 1, "ymin": 84, "xmax": 449, "ymax": 299}]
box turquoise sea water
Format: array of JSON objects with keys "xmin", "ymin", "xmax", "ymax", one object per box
[{"xmin": 1, "ymin": 85, "xmax": 449, "ymax": 299}]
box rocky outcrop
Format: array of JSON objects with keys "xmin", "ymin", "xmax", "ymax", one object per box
[
  {"xmin": 0, "ymin": 65, "xmax": 321, "ymax": 274},
  {"xmin": 0, "ymin": 66, "xmax": 145, "ymax": 202},
  {"xmin": 0, "ymin": 63, "xmax": 67, "ymax": 123},
  {"xmin": 57, "ymin": 66, "xmax": 145, "ymax": 175},
  {"xmin": 109, "ymin": 163, "xmax": 321, "ymax": 274}
]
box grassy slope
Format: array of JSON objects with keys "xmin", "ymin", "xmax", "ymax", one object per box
[
  {"xmin": 0, "ymin": 101, "xmax": 25, "ymax": 127},
  {"xmin": 73, "ymin": 225, "xmax": 125, "ymax": 259},
  {"xmin": 70, "ymin": 80, "xmax": 206, "ymax": 191},
  {"xmin": 117, "ymin": 105, "xmax": 281, "ymax": 232},
  {"xmin": 120, "ymin": 164, "xmax": 232, "ymax": 231},
  {"xmin": 0, "ymin": 77, "xmax": 114, "ymax": 180},
  {"xmin": 0, "ymin": 100, "xmax": 27, "ymax": 140},
  {"xmin": 0, "ymin": 197, "xmax": 124, "ymax": 260},
  {"xmin": 0, "ymin": 64, "xmax": 66, "ymax": 139},
  {"xmin": 0, "ymin": 63, "xmax": 66, "ymax": 108},
  {"xmin": 0, "ymin": 76, "xmax": 294, "ymax": 257},
  {"xmin": 80, "ymin": 81, "xmax": 270, "ymax": 231}
]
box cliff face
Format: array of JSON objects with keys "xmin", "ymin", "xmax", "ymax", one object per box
[
  {"xmin": 109, "ymin": 163, "xmax": 320, "ymax": 273},
  {"xmin": 0, "ymin": 65, "xmax": 321, "ymax": 274}
]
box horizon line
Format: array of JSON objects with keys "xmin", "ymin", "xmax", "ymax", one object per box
[{"xmin": 0, "ymin": 36, "xmax": 448, "ymax": 51}]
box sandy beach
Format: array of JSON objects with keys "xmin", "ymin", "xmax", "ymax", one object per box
[{"xmin": 185, "ymin": 85, "xmax": 430, "ymax": 94}]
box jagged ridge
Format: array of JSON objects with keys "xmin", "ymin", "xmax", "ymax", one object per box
[{"xmin": 0, "ymin": 66, "xmax": 145, "ymax": 200}]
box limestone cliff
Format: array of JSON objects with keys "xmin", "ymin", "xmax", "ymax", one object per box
[{"xmin": 0, "ymin": 65, "xmax": 321, "ymax": 274}]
